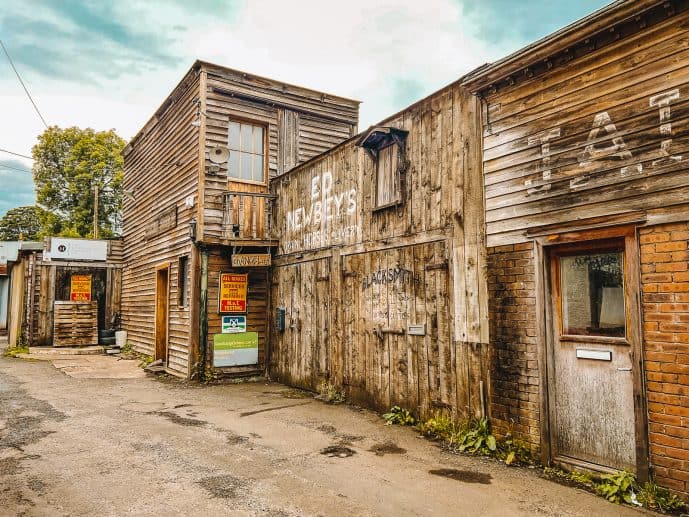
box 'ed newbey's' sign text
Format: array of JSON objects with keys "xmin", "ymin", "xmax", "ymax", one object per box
[{"xmin": 282, "ymin": 171, "xmax": 359, "ymax": 253}]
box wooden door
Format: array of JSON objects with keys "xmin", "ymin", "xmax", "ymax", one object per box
[
  {"xmin": 155, "ymin": 265, "xmax": 170, "ymax": 363},
  {"xmin": 271, "ymin": 258, "xmax": 330, "ymax": 388},
  {"xmin": 548, "ymin": 239, "xmax": 638, "ymax": 472},
  {"xmin": 342, "ymin": 241, "xmax": 450, "ymax": 417}
]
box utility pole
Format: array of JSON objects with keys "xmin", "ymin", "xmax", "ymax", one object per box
[{"xmin": 93, "ymin": 184, "xmax": 99, "ymax": 239}]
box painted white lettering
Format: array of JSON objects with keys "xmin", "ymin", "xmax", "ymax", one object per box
[
  {"xmin": 650, "ymin": 89, "xmax": 682, "ymax": 167},
  {"xmin": 333, "ymin": 192, "xmax": 345, "ymax": 215},
  {"xmin": 579, "ymin": 111, "xmax": 632, "ymax": 167},
  {"xmin": 322, "ymin": 171, "xmax": 333, "ymax": 196},
  {"xmin": 346, "ymin": 189, "xmax": 356, "ymax": 214},
  {"xmin": 525, "ymin": 128, "xmax": 560, "ymax": 195},
  {"xmin": 311, "ymin": 175, "xmax": 320, "ymax": 201}
]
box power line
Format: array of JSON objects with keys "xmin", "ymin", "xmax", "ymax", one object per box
[
  {"xmin": 0, "ymin": 148, "xmax": 33, "ymax": 160},
  {"xmin": 0, "ymin": 163, "xmax": 32, "ymax": 174},
  {"xmin": 0, "ymin": 39, "xmax": 48, "ymax": 129}
]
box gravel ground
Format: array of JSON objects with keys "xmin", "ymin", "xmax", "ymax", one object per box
[{"xmin": 0, "ymin": 336, "xmax": 648, "ymax": 517}]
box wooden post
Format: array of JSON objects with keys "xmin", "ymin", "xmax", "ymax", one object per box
[
  {"xmin": 93, "ymin": 184, "xmax": 99, "ymax": 239},
  {"xmin": 198, "ymin": 249, "xmax": 209, "ymax": 379}
]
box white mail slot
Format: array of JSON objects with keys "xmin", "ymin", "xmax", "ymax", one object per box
[
  {"xmin": 576, "ymin": 348, "xmax": 612, "ymax": 361},
  {"xmin": 407, "ymin": 324, "xmax": 426, "ymax": 336}
]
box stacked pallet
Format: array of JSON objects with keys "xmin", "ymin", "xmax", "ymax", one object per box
[{"xmin": 53, "ymin": 301, "xmax": 98, "ymax": 347}]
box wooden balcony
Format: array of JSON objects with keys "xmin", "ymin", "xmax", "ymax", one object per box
[{"xmin": 222, "ymin": 191, "xmax": 278, "ymax": 245}]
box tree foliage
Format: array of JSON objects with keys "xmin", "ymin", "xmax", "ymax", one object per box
[
  {"xmin": 0, "ymin": 205, "xmax": 47, "ymax": 240},
  {"xmin": 32, "ymin": 126, "xmax": 125, "ymax": 238}
]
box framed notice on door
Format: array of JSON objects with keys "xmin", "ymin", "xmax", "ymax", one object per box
[
  {"xmin": 219, "ymin": 273, "xmax": 247, "ymax": 313},
  {"xmin": 70, "ymin": 274, "xmax": 92, "ymax": 301}
]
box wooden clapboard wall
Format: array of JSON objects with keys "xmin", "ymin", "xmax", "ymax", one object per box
[
  {"xmin": 271, "ymin": 85, "xmax": 490, "ymax": 420},
  {"xmin": 205, "ymin": 252, "xmax": 269, "ymax": 370},
  {"xmin": 121, "ymin": 67, "xmax": 200, "ymax": 376},
  {"xmin": 477, "ymin": 7, "xmax": 689, "ymax": 246},
  {"xmin": 199, "ymin": 62, "xmax": 360, "ymax": 244}
]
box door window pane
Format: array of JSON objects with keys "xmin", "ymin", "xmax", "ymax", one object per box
[{"xmin": 560, "ymin": 251, "xmax": 625, "ymax": 337}]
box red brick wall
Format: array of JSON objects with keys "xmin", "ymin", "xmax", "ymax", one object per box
[
  {"xmin": 640, "ymin": 222, "xmax": 689, "ymax": 496},
  {"xmin": 486, "ymin": 243, "xmax": 540, "ymax": 450}
]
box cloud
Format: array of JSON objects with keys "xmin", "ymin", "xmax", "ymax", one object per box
[
  {"xmin": 0, "ymin": 0, "xmax": 614, "ymax": 222},
  {"xmin": 0, "ymin": 159, "xmax": 35, "ymax": 218},
  {"xmin": 461, "ymin": 0, "xmax": 610, "ymax": 47}
]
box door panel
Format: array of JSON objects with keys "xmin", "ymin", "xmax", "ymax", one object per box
[
  {"xmin": 342, "ymin": 241, "xmax": 450, "ymax": 416},
  {"xmin": 549, "ymin": 241, "xmax": 636, "ymax": 471}
]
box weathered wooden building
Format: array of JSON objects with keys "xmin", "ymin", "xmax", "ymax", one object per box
[
  {"xmin": 7, "ymin": 238, "xmax": 122, "ymax": 348},
  {"xmin": 121, "ymin": 61, "xmax": 359, "ymax": 378},
  {"xmin": 463, "ymin": 0, "xmax": 689, "ymax": 493},
  {"xmin": 270, "ymin": 86, "xmax": 490, "ymax": 419}
]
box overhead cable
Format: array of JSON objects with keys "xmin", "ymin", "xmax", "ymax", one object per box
[{"xmin": 0, "ymin": 39, "xmax": 49, "ymax": 129}]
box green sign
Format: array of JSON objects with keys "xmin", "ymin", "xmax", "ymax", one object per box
[{"xmin": 213, "ymin": 332, "xmax": 258, "ymax": 367}]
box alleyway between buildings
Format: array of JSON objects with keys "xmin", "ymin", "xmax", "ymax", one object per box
[{"xmin": 0, "ymin": 337, "xmax": 644, "ymax": 517}]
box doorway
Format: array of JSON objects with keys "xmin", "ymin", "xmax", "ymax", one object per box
[
  {"xmin": 547, "ymin": 235, "xmax": 643, "ymax": 473},
  {"xmin": 155, "ymin": 265, "xmax": 170, "ymax": 363}
]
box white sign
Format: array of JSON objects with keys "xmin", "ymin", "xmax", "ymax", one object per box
[
  {"xmin": 48, "ymin": 238, "xmax": 108, "ymax": 262},
  {"xmin": 222, "ymin": 315, "xmax": 247, "ymax": 334}
]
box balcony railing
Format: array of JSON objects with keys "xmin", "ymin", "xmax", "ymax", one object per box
[{"xmin": 222, "ymin": 191, "xmax": 277, "ymax": 242}]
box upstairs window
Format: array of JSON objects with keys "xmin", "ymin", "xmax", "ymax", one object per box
[
  {"xmin": 228, "ymin": 121, "xmax": 265, "ymax": 183},
  {"xmin": 376, "ymin": 143, "xmax": 401, "ymax": 208},
  {"xmin": 355, "ymin": 126, "xmax": 408, "ymax": 210}
]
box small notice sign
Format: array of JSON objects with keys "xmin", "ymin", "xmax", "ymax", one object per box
[
  {"xmin": 70, "ymin": 274, "xmax": 92, "ymax": 301},
  {"xmin": 222, "ymin": 315, "xmax": 247, "ymax": 333},
  {"xmin": 219, "ymin": 273, "xmax": 248, "ymax": 313},
  {"xmin": 213, "ymin": 332, "xmax": 258, "ymax": 367},
  {"xmin": 232, "ymin": 254, "xmax": 271, "ymax": 267}
]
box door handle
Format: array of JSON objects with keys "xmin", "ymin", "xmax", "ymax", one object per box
[{"xmin": 617, "ymin": 367, "xmax": 632, "ymax": 372}]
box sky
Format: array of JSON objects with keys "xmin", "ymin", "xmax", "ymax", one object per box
[{"xmin": 0, "ymin": 0, "xmax": 610, "ymax": 218}]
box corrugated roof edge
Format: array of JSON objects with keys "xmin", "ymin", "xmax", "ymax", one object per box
[{"xmin": 461, "ymin": 0, "xmax": 662, "ymax": 92}]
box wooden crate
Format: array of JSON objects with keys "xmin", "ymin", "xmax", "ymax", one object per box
[{"xmin": 53, "ymin": 301, "xmax": 98, "ymax": 347}]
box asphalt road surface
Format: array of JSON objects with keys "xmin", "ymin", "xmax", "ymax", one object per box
[{"xmin": 0, "ymin": 338, "xmax": 645, "ymax": 516}]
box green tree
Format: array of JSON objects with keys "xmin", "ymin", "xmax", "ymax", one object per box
[
  {"xmin": 32, "ymin": 126, "xmax": 125, "ymax": 238},
  {"xmin": 0, "ymin": 205, "xmax": 47, "ymax": 240}
]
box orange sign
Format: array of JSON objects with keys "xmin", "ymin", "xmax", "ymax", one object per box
[
  {"xmin": 219, "ymin": 273, "xmax": 247, "ymax": 313},
  {"xmin": 70, "ymin": 275, "xmax": 92, "ymax": 301}
]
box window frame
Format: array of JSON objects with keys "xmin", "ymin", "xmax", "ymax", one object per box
[
  {"xmin": 551, "ymin": 239, "xmax": 630, "ymax": 345},
  {"xmin": 373, "ymin": 142, "xmax": 403, "ymax": 211},
  {"xmin": 227, "ymin": 117, "xmax": 268, "ymax": 186},
  {"xmin": 177, "ymin": 255, "xmax": 189, "ymax": 308}
]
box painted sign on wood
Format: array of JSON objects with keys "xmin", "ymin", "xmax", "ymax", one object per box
[
  {"xmin": 219, "ymin": 273, "xmax": 248, "ymax": 313},
  {"xmin": 70, "ymin": 275, "xmax": 92, "ymax": 301},
  {"xmin": 213, "ymin": 332, "xmax": 258, "ymax": 367},
  {"xmin": 232, "ymin": 254, "xmax": 271, "ymax": 267}
]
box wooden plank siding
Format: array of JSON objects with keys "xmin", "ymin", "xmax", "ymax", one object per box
[
  {"xmin": 122, "ymin": 61, "xmax": 360, "ymax": 378},
  {"xmin": 270, "ymin": 87, "xmax": 490, "ymax": 421},
  {"xmin": 199, "ymin": 63, "xmax": 360, "ymax": 245},
  {"xmin": 122, "ymin": 67, "xmax": 201, "ymax": 376},
  {"xmin": 476, "ymin": 10, "xmax": 689, "ymax": 247}
]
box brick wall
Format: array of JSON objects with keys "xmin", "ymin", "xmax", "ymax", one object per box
[
  {"xmin": 486, "ymin": 243, "xmax": 541, "ymax": 450},
  {"xmin": 640, "ymin": 221, "xmax": 689, "ymax": 495}
]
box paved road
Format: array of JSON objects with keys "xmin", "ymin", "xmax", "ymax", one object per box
[{"xmin": 0, "ymin": 339, "xmax": 645, "ymax": 516}]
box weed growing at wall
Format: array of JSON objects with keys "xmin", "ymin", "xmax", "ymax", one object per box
[
  {"xmin": 382, "ymin": 406, "xmax": 417, "ymax": 426},
  {"xmin": 316, "ymin": 381, "xmax": 345, "ymax": 404},
  {"xmin": 3, "ymin": 345, "xmax": 29, "ymax": 358}
]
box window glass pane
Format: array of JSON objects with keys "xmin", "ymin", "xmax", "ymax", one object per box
[
  {"xmin": 229, "ymin": 122, "xmax": 240, "ymax": 150},
  {"xmin": 560, "ymin": 251, "xmax": 625, "ymax": 337},
  {"xmin": 252, "ymin": 154, "xmax": 264, "ymax": 182},
  {"xmin": 253, "ymin": 126, "xmax": 264, "ymax": 155},
  {"xmin": 241, "ymin": 153, "xmax": 252, "ymax": 180},
  {"xmin": 240, "ymin": 124, "xmax": 253, "ymax": 153},
  {"xmin": 228, "ymin": 150, "xmax": 239, "ymax": 178}
]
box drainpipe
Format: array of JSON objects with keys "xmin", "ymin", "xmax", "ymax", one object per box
[{"xmin": 198, "ymin": 248, "xmax": 209, "ymax": 379}]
